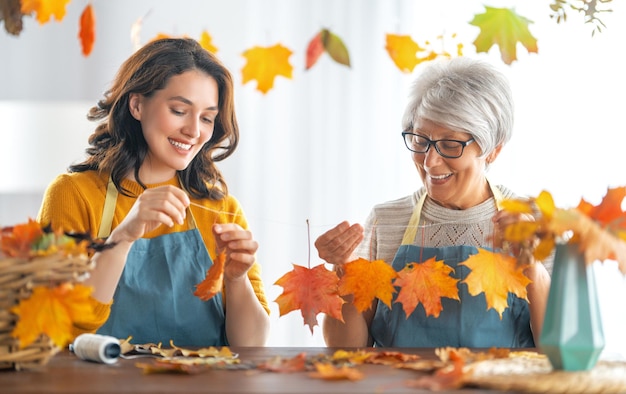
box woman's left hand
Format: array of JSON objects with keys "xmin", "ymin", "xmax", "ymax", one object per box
[
  {"xmin": 492, "ymin": 210, "xmax": 537, "ymax": 265},
  {"xmin": 212, "ymin": 223, "xmax": 258, "ymax": 281}
]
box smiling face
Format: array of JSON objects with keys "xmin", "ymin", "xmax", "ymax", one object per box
[
  {"xmin": 411, "ymin": 119, "xmax": 502, "ymax": 210},
  {"xmin": 128, "ymin": 69, "xmax": 219, "ymax": 183}
]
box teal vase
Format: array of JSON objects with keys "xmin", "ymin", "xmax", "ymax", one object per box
[{"xmin": 539, "ymin": 242, "xmax": 605, "ymax": 371}]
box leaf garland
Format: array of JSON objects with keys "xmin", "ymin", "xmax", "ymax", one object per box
[
  {"xmin": 2, "ymin": 1, "xmax": 615, "ymax": 72},
  {"xmin": 276, "ymin": 186, "xmax": 626, "ymax": 333}
]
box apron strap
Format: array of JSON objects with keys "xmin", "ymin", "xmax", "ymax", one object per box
[
  {"xmin": 401, "ymin": 180, "xmax": 504, "ymax": 246},
  {"xmin": 97, "ymin": 176, "xmax": 197, "ymax": 239},
  {"xmin": 98, "ymin": 178, "xmax": 118, "ymax": 239}
]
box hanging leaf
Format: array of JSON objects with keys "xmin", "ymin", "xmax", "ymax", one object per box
[
  {"xmin": 338, "ymin": 258, "xmax": 397, "ymax": 312},
  {"xmin": 78, "ymin": 3, "xmax": 95, "ymax": 57},
  {"xmin": 394, "ymin": 258, "xmax": 460, "ymax": 318},
  {"xmin": 469, "ymin": 6, "xmax": 538, "ymax": 65},
  {"xmin": 385, "ymin": 33, "xmax": 463, "ymax": 73},
  {"xmin": 20, "ymin": 0, "xmax": 72, "ymax": 25},
  {"xmin": 322, "ymin": 29, "xmax": 350, "ymax": 68},
  {"xmin": 459, "ymin": 248, "xmax": 531, "ymax": 319},
  {"xmin": 305, "ymin": 29, "xmax": 350, "ymax": 70},
  {"xmin": 384, "ymin": 34, "xmax": 423, "ymax": 73},
  {"xmin": 274, "ymin": 263, "xmax": 345, "ymax": 334},
  {"xmin": 1, "ymin": 0, "xmax": 24, "ymax": 35},
  {"xmin": 241, "ymin": 43, "xmax": 293, "ymax": 94},
  {"xmin": 193, "ymin": 251, "xmax": 226, "ymax": 301},
  {"xmin": 199, "ymin": 30, "xmax": 218, "ymax": 54},
  {"xmin": 11, "ymin": 283, "xmax": 95, "ymax": 348},
  {"xmin": 305, "ymin": 31, "xmax": 324, "ymax": 70}
]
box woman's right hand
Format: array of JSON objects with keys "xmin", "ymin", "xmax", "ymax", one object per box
[
  {"xmin": 314, "ymin": 221, "xmax": 364, "ymax": 266},
  {"xmin": 110, "ymin": 185, "xmax": 190, "ymax": 244}
]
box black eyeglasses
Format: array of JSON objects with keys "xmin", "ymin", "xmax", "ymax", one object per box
[{"xmin": 402, "ymin": 131, "xmax": 475, "ymax": 159}]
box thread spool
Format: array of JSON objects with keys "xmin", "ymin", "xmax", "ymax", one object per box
[{"xmin": 69, "ymin": 333, "xmax": 121, "ymax": 364}]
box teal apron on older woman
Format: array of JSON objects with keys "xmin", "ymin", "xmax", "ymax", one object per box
[
  {"xmin": 370, "ymin": 185, "xmax": 534, "ymax": 348},
  {"xmin": 96, "ymin": 180, "xmax": 227, "ymax": 346}
]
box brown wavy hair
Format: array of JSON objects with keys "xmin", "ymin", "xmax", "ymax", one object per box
[{"xmin": 71, "ymin": 38, "xmax": 238, "ymax": 200}]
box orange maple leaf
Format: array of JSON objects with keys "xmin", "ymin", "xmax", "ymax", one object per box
[
  {"xmin": 193, "ymin": 251, "xmax": 226, "ymax": 301},
  {"xmin": 1, "ymin": 218, "xmax": 43, "ymax": 258},
  {"xmin": 394, "ymin": 258, "xmax": 460, "ymax": 318},
  {"xmin": 21, "ymin": 0, "xmax": 71, "ymax": 25},
  {"xmin": 339, "ymin": 258, "xmax": 398, "ymax": 312},
  {"xmin": 459, "ymin": 249, "xmax": 530, "ymax": 319},
  {"xmin": 199, "ymin": 30, "xmax": 218, "ymax": 54},
  {"xmin": 78, "ymin": 3, "xmax": 95, "ymax": 57},
  {"xmin": 11, "ymin": 283, "xmax": 95, "ymax": 348},
  {"xmin": 274, "ymin": 264, "xmax": 345, "ymax": 334},
  {"xmin": 241, "ymin": 44, "xmax": 293, "ymax": 94},
  {"xmin": 577, "ymin": 186, "xmax": 626, "ymax": 234}
]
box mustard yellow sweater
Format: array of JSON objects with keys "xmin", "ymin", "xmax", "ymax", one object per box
[{"xmin": 37, "ymin": 171, "xmax": 269, "ymax": 337}]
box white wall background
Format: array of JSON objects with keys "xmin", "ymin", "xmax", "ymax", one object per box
[{"xmin": 1, "ymin": 0, "xmax": 624, "ymax": 354}]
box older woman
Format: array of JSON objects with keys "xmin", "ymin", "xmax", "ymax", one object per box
[{"xmin": 316, "ymin": 57, "xmax": 550, "ymax": 348}]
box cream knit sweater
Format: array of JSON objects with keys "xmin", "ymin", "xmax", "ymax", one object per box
[{"xmin": 355, "ymin": 185, "xmax": 517, "ymax": 263}]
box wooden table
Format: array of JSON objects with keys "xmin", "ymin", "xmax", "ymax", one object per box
[{"xmin": 0, "ymin": 347, "xmax": 506, "ymax": 393}]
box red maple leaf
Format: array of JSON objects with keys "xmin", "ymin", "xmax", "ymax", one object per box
[{"xmin": 274, "ymin": 264, "xmax": 345, "ymax": 333}]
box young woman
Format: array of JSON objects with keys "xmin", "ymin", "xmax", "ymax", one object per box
[{"xmin": 38, "ymin": 38, "xmax": 270, "ymax": 347}]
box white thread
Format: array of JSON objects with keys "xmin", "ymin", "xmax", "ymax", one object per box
[
  {"xmin": 189, "ymin": 201, "xmax": 472, "ymax": 229},
  {"xmin": 69, "ymin": 333, "xmax": 121, "ymax": 364}
]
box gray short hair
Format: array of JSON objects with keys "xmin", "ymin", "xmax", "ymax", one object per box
[{"xmin": 401, "ymin": 57, "xmax": 514, "ymax": 158}]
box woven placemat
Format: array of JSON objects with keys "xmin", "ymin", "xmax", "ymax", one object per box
[{"xmin": 464, "ymin": 353, "xmax": 626, "ymax": 393}]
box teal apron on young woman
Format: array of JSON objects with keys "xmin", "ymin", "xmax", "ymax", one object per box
[
  {"xmin": 370, "ymin": 185, "xmax": 535, "ymax": 348},
  {"xmin": 96, "ymin": 179, "xmax": 227, "ymax": 346}
]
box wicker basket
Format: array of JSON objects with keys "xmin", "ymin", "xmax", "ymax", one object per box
[{"xmin": 0, "ymin": 253, "xmax": 94, "ymax": 371}]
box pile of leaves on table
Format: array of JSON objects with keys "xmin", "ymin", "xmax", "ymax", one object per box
[{"xmin": 119, "ymin": 340, "xmax": 626, "ymax": 393}]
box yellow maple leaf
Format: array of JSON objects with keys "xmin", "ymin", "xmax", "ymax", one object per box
[
  {"xmin": 241, "ymin": 44, "xmax": 293, "ymax": 94},
  {"xmin": 459, "ymin": 248, "xmax": 531, "ymax": 319},
  {"xmin": 11, "ymin": 283, "xmax": 95, "ymax": 348},
  {"xmin": 394, "ymin": 258, "xmax": 460, "ymax": 318},
  {"xmin": 199, "ymin": 30, "xmax": 218, "ymax": 54},
  {"xmin": 21, "ymin": 0, "xmax": 72, "ymax": 25},
  {"xmin": 469, "ymin": 6, "xmax": 538, "ymax": 64},
  {"xmin": 338, "ymin": 258, "xmax": 398, "ymax": 312},
  {"xmin": 385, "ymin": 34, "xmax": 424, "ymax": 73}
]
